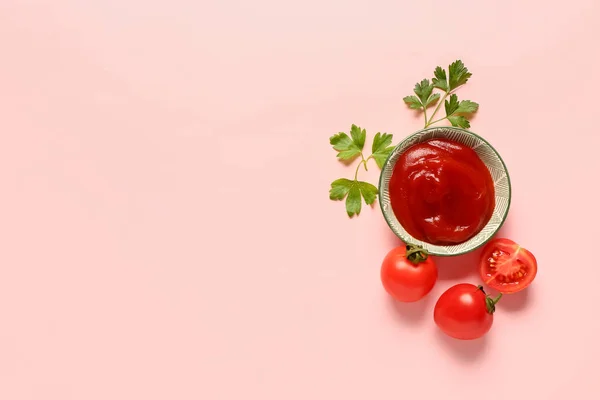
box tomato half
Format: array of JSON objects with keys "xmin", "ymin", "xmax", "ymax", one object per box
[
  {"xmin": 380, "ymin": 245, "xmax": 437, "ymax": 302},
  {"xmin": 434, "ymin": 283, "xmax": 500, "ymax": 340},
  {"xmin": 479, "ymin": 238, "xmax": 537, "ymax": 294}
]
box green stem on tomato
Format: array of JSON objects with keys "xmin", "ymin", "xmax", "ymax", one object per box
[
  {"xmin": 477, "ymin": 285, "xmax": 503, "ymax": 314},
  {"xmin": 405, "ymin": 244, "xmax": 429, "ymax": 264}
]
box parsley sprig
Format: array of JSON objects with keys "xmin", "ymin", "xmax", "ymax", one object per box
[
  {"xmin": 329, "ymin": 125, "xmax": 394, "ymax": 217},
  {"xmin": 329, "ymin": 60, "xmax": 478, "ymax": 217},
  {"xmin": 404, "ymin": 60, "xmax": 479, "ymax": 128}
]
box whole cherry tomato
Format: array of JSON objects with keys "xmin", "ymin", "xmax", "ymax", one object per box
[
  {"xmin": 434, "ymin": 283, "xmax": 501, "ymax": 340},
  {"xmin": 479, "ymin": 238, "xmax": 537, "ymax": 294},
  {"xmin": 380, "ymin": 244, "xmax": 437, "ymax": 302}
]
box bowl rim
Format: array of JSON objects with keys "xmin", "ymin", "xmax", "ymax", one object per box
[{"xmin": 377, "ymin": 126, "xmax": 512, "ymax": 257}]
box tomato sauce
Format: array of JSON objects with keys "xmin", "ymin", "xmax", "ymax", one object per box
[{"xmin": 389, "ymin": 138, "xmax": 495, "ymax": 245}]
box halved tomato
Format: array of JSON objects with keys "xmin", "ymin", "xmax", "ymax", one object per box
[{"xmin": 479, "ymin": 238, "xmax": 537, "ymax": 293}]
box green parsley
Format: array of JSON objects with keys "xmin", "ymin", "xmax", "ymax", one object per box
[
  {"xmin": 419, "ymin": 60, "xmax": 479, "ymax": 128},
  {"xmin": 329, "ymin": 125, "xmax": 394, "ymax": 217},
  {"xmin": 403, "ymin": 79, "xmax": 441, "ymax": 125},
  {"xmin": 330, "ymin": 179, "xmax": 378, "ymax": 217}
]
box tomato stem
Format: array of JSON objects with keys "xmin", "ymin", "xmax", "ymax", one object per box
[
  {"xmin": 478, "ymin": 285, "xmax": 503, "ymax": 314},
  {"xmin": 492, "ymin": 293, "xmax": 503, "ymax": 304},
  {"xmin": 405, "ymin": 244, "xmax": 429, "ymax": 264}
]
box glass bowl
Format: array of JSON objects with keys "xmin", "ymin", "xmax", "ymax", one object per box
[{"xmin": 378, "ymin": 126, "xmax": 511, "ymax": 256}]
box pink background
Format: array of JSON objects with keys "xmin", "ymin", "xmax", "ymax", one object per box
[{"xmin": 1, "ymin": 1, "xmax": 599, "ymax": 399}]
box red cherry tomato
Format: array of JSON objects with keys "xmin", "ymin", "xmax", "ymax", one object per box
[
  {"xmin": 434, "ymin": 283, "xmax": 501, "ymax": 340},
  {"xmin": 380, "ymin": 245, "xmax": 437, "ymax": 302},
  {"xmin": 479, "ymin": 238, "xmax": 537, "ymax": 294}
]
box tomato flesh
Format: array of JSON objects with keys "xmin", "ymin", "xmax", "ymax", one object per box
[
  {"xmin": 388, "ymin": 138, "xmax": 495, "ymax": 245},
  {"xmin": 479, "ymin": 238, "xmax": 537, "ymax": 293}
]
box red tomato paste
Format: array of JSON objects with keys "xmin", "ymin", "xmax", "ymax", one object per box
[{"xmin": 389, "ymin": 138, "xmax": 495, "ymax": 245}]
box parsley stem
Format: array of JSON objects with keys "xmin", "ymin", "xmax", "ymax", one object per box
[
  {"xmin": 426, "ymin": 92, "xmax": 449, "ymax": 127},
  {"xmin": 354, "ymin": 160, "xmax": 363, "ymax": 180},
  {"xmin": 426, "ymin": 116, "xmax": 449, "ymax": 127},
  {"xmin": 423, "ymin": 106, "xmax": 428, "ymax": 126},
  {"xmin": 361, "ymin": 154, "xmax": 369, "ymax": 172},
  {"xmin": 354, "ymin": 155, "xmax": 371, "ymax": 180}
]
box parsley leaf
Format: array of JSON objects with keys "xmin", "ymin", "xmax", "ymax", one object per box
[
  {"xmin": 456, "ymin": 100, "xmax": 479, "ymax": 114},
  {"xmin": 444, "ymin": 94, "xmax": 460, "ymax": 115},
  {"xmin": 448, "ymin": 60, "xmax": 472, "ymax": 91},
  {"xmin": 448, "ymin": 115, "xmax": 471, "ymax": 128},
  {"xmin": 358, "ymin": 181, "xmax": 378, "ymax": 205},
  {"xmin": 415, "ymin": 79, "xmax": 441, "ymax": 108},
  {"xmin": 432, "ymin": 60, "xmax": 472, "ymax": 93},
  {"xmin": 425, "ymin": 93, "xmax": 440, "ymax": 108},
  {"xmin": 403, "ymin": 95, "xmax": 423, "ymax": 109},
  {"xmin": 371, "ymin": 132, "xmax": 395, "ymax": 169},
  {"xmin": 350, "ymin": 124, "xmax": 366, "ymax": 151},
  {"xmin": 346, "ymin": 185, "xmax": 362, "ymax": 217},
  {"xmin": 329, "ymin": 124, "xmax": 366, "ymax": 160},
  {"xmin": 404, "ymin": 79, "xmax": 440, "ymax": 111},
  {"xmin": 432, "ymin": 66, "xmax": 448, "ymax": 92},
  {"xmin": 329, "ymin": 179, "xmax": 378, "ymax": 217},
  {"xmin": 444, "ymin": 94, "xmax": 479, "ymax": 128},
  {"xmin": 414, "ymin": 79, "xmax": 433, "ymax": 106},
  {"xmin": 329, "ymin": 133, "xmax": 361, "ymax": 160},
  {"xmin": 329, "ymin": 178, "xmax": 353, "ymax": 200}
]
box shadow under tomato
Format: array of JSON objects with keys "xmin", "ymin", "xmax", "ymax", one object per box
[
  {"xmin": 386, "ymin": 294, "xmax": 433, "ymax": 324},
  {"xmin": 435, "ymin": 329, "xmax": 489, "ymax": 362},
  {"xmin": 496, "ymin": 286, "xmax": 532, "ymax": 312},
  {"xmin": 435, "ymin": 248, "xmax": 482, "ymax": 281}
]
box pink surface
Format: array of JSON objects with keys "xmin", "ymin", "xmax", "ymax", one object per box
[{"xmin": 1, "ymin": 1, "xmax": 599, "ymax": 399}]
